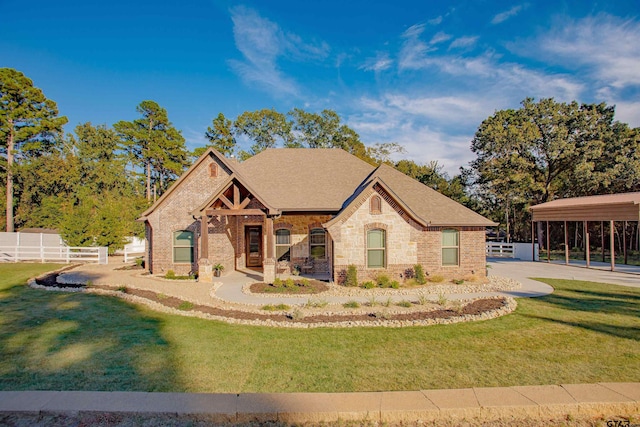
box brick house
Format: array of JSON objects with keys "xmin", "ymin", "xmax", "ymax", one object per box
[{"xmin": 138, "ymin": 148, "xmax": 496, "ymax": 283}]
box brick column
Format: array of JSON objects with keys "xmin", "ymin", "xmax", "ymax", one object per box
[
  {"xmin": 263, "ymin": 216, "xmax": 275, "ymax": 284},
  {"xmin": 198, "ymin": 215, "xmax": 213, "ymax": 282}
]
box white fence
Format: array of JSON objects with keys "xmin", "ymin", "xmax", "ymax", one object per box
[
  {"xmin": 0, "ymin": 246, "xmax": 108, "ymax": 264},
  {"xmin": 486, "ymin": 242, "xmax": 539, "ymax": 261},
  {"xmin": 114, "ymin": 236, "xmax": 145, "ymax": 262}
]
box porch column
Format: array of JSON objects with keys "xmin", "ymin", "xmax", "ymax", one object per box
[
  {"xmin": 610, "ymin": 220, "xmax": 615, "ymax": 271},
  {"xmin": 624, "ymin": 221, "xmax": 628, "ymax": 265},
  {"xmin": 531, "ymin": 220, "xmax": 536, "ymax": 261},
  {"xmin": 263, "ymin": 216, "xmax": 276, "ymax": 284},
  {"xmin": 546, "ymin": 221, "xmax": 550, "ymax": 262},
  {"xmin": 198, "ymin": 215, "xmax": 213, "ymax": 283}
]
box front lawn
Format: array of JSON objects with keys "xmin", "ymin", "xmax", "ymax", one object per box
[{"xmin": 0, "ymin": 264, "xmax": 638, "ymax": 392}]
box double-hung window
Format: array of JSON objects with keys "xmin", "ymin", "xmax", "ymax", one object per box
[
  {"xmin": 309, "ymin": 228, "xmax": 326, "ymax": 259},
  {"xmin": 275, "ymin": 229, "xmax": 291, "ymax": 261},
  {"xmin": 367, "ymin": 229, "xmax": 386, "ymax": 268},
  {"xmin": 173, "ymin": 230, "xmax": 194, "ymax": 263},
  {"xmin": 442, "ymin": 229, "xmax": 459, "ymax": 266}
]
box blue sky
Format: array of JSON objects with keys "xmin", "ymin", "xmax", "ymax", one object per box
[{"xmin": 2, "ymin": 0, "xmax": 639, "ymax": 174}]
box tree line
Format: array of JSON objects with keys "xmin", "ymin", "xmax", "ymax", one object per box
[{"xmin": 1, "ymin": 68, "xmax": 638, "ymax": 250}]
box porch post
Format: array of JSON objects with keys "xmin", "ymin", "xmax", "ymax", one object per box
[
  {"xmin": 610, "ymin": 220, "xmax": 615, "ymax": 271},
  {"xmin": 601, "ymin": 221, "xmax": 605, "ymax": 262},
  {"xmin": 624, "ymin": 221, "xmax": 628, "ymax": 265},
  {"xmin": 263, "ymin": 215, "xmax": 276, "ymax": 284},
  {"xmin": 531, "ymin": 220, "xmax": 535, "ymax": 261},
  {"xmin": 198, "ymin": 215, "xmax": 213, "ymax": 282}
]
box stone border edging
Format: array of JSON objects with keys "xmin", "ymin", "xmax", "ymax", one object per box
[
  {"xmin": 27, "ymin": 272, "xmax": 517, "ymax": 329},
  {"xmin": 241, "ymin": 275, "xmax": 521, "ymax": 299}
]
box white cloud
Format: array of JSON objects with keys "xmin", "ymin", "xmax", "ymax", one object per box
[
  {"xmin": 612, "ymin": 100, "xmax": 640, "ymax": 127},
  {"xmin": 449, "ymin": 36, "xmax": 478, "ymax": 50},
  {"xmin": 531, "ymin": 14, "xmax": 640, "ymax": 89},
  {"xmin": 428, "ymin": 16, "xmax": 443, "ymax": 25},
  {"xmin": 429, "ymin": 31, "xmax": 452, "ymax": 45},
  {"xmin": 228, "ymin": 6, "xmax": 329, "ymax": 97},
  {"xmin": 491, "ymin": 5, "xmax": 525, "ymax": 25},
  {"xmin": 360, "ymin": 52, "xmax": 393, "ymax": 72}
]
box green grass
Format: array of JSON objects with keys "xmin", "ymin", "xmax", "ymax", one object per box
[{"xmin": 0, "ymin": 263, "xmax": 638, "ymax": 393}]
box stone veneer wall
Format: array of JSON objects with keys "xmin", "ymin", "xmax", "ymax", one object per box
[
  {"xmin": 274, "ymin": 214, "xmax": 333, "ymax": 273},
  {"xmin": 329, "ymin": 189, "xmax": 422, "ymax": 284},
  {"xmin": 145, "ymin": 154, "xmax": 232, "ymax": 275},
  {"xmin": 329, "ymin": 189, "xmax": 488, "ymax": 284}
]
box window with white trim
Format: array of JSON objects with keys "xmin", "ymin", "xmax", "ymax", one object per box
[
  {"xmin": 442, "ymin": 229, "xmax": 459, "ymax": 266},
  {"xmin": 309, "ymin": 228, "xmax": 326, "ymax": 259},
  {"xmin": 367, "ymin": 229, "xmax": 386, "ymax": 268},
  {"xmin": 173, "ymin": 230, "xmax": 194, "ymax": 263},
  {"xmin": 275, "ymin": 229, "xmax": 291, "ymax": 261}
]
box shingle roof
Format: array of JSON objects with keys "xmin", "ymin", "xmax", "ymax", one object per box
[
  {"xmin": 238, "ymin": 148, "xmax": 375, "ymax": 211},
  {"xmin": 366, "ymin": 164, "xmax": 496, "ymax": 226}
]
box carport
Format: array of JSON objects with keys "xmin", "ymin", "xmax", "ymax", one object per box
[{"xmin": 530, "ymin": 192, "xmax": 640, "ymax": 272}]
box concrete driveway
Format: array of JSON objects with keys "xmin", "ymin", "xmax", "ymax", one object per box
[{"xmin": 488, "ymin": 258, "xmax": 640, "ymax": 299}]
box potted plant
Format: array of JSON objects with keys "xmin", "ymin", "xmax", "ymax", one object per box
[{"xmin": 213, "ymin": 263, "xmax": 224, "ymax": 277}]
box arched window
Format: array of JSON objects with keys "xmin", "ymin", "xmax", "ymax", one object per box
[
  {"xmin": 309, "ymin": 228, "xmax": 326, "ymax": 259},
  {"xmin": 209, "ymin": 163, "xmax": 218, "ymax": 177},
  {"xmin": 367, "ymin": 229, "xmax": 386, "ymax": 268},
  {"xmin": 275, "ymin": 229, "xmax": 291, "ymax": 261},
  {"xmin": 370, "ymin": 195, "xmax": 382, "ymax": 214},
  {"xmin": 442, "ymin": 229, "xmax": 459, "ymax": 266},
  {"xmin": 173, "ymin": 230, "xmax": 194, "ymax": 263}
]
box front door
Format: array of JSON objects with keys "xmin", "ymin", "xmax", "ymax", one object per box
[{"xmin": 245, "ymin": 226, "xmax": 263, "ymax": 268}]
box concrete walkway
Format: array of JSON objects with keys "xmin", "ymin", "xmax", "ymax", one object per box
[{"xmin": 1, "ymin": 383, "xmax": 638, "ymax": 423}]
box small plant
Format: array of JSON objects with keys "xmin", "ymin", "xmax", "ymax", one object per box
[
  {"xmin": 305, "ymin": 298, "xmax": 328, "ymax": 308},
  {"xmin": 397, "ymin": 299, "xmax": 412, "ymax": 308},
  {"xmin": 414, "ymin": 264, "xmax": 427, "ymax": 285},
  {"xmin": 300, "ymin": 278, "xmax": 310, "ymax": 287},
  {"xmin": 437, "ymin": 292, "xmax": 447, "ymax": 306},
  {"xmin": 275, "ymin": 303, "xmax": 290, "ymax": 310},
  {"xmin": 291, "ymin": 265, "xmax": 301, "ymax": 276},
  {"xmin": 361, "ymin": 281, "xmax": 375, "ymax": 289},
  {"xmin": 177, "ymin": 301, "xmax": 194, "ymax": 311},
  {"xmin": 273, "ymin": 278, "xmax": 283, "ymax": 288},
  {"xmin": 390, "ymin": 280, "xmax": 400, "ymax": 289},
  {"xmin": 344, "ymin": 264, "xmax": 358, "ymax": 287},
  {"xmin": 85, "ymin": 280, "xmax": 93, "ymax": 287},
  {"xmin": 135, "ymin": 258, "xmax": 144, "ymax": 268},
  {"xmin": 451, "ymin": 300, "xmax": 463, "ymax": 314},
  {"xmin": 285, "ymin": 278, "xmax": 296, "ymax": 289},
  {"xmin": 165, "ymin": 270, "xmax": 176, "ymax": 279},
  {"xmin": 367, "ymin": 296, "xmax": 378, "ymax": 307},
  {"xmin": 418, "ymin": 295, "xmax": 429, "ymax": 305},
  {"xmin": 383, "ymin": 297, "xmax": 392, "ymax": 307},
  {"xmin": 377, "ymin": 310, "xmax": 390, "ymax": 320},
  {"xmin": 343, "ymin": 300, "xmax": 361, "ymax": 308},
  {"xmin": 430, "ymin": 275, "xmax": 445, "ymax": 283},
  {"xmin": 261, "ymin": 304, "xmax": 276, "ymax": 311},
  {"xmin": 213, "ymin": 263, "xmax": 224, "ymax": 272},
  {"xmin": 157, "ymin": 293, "xmax": 167, "ymax": 300},
  {"xmin": 404, "ymin": 278, "xmax": 418, "ymax": 287},
  {"xmin": 376, "ymin": 274, "xmax": 391, "ymax": 288},
  {"xmin": 117, "ymin": 285, "xmax": 128, "ymax": 293},
  {"xmin": 453, "ymin": 279, "xmax": 465, "ymax": 285}
]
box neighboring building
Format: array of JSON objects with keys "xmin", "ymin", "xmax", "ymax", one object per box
[{"xmin": 138, "ymin": 148, "xmax": 496, "ymax": 283}]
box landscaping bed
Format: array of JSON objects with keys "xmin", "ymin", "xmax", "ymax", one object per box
[
  {"xmin": 32, "ymin": 271, "xmax": 514, "ymax": 328},
  {"xmin": 249, "ymin": 278, "xmax": 329, "ymax": 294}
]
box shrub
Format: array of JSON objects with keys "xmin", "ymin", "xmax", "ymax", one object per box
[
  {"xmin": 390, "ymin": 280, "xmax": 400, "ymax": 289},
  {"xmin": 291, "ymin": 309, "xmax": 305, "ymax": 320},
  {"xmin": 261, "ymin": 304, "xmax": 276, "ymax": 311},
  {"xmin": 418, "ymin": 295, "xmax": 429, "ymax": 305},
  {"xmin": 383, "ymin": 297, "xmax": 392, "ymax": 307},
  {"xmin": 414, "ymin": 264, "xmax": 427, "ymax": 285},
  {"xmin": 117, "ymin": 285, "xmax": 127, "ymax": 293},
  {"xmin": 165, "ymin": 270, "xmax": 176, "ymax": 279},
  {"xmin": 273, "ymin": 278, "xmax": 283, "ymax": 288},
  {"xmin": 430, "ymin": 275, "xmax": 445, "ymax": 283},
  {"xmin": 177, "ymin": 301, "xmax": 193, "ymax": 311},
  {"xmin": 275, "ymin": 303, "xmax": 290, "ymax": 310},
  {"xmin": 367, "ymin": 296, "xmax": 378, "ymax": 307},
  {"xmin": 451, "ymin": 301, "xmax": 463, "ymax": 314},
  {"xmin": 437, "ymin": 292, "xmax": 447, "ymax": 306},
  {"xmin": 305, "ymin": 298, "xmax": 328, "ymax": 308},
  {"xmin": 376, "ymin": 274, "xmax": 391, "ymax": 288},
  {"xmin": 157, "ymin": 293, "xmax": 167, "ymax": 300},
  {"xmin": 343, "ymin": 300, "xmax": 360, "ymax": 308},
  {"xmin": 453, "ymin": 279, "xmax": 465, "ymax": 285},
  {"xmin": 404, "ymin": 278, "xmax": 418, "ymax": 287},
  {"xmin": 135, "ymin": 258, "xmax": 144, "ymax": 268},
  {"xmin": 285, "ymin": 278, "xmax": 296, "ymax": 289},
  {"xmin": 344, "ymin": 265, "xmax": 358, "ymax": 287},
  {"xmin": 397, "ymin": 300, "xmax": 412, "ymax": 308},
  {"xmin": 361, "ymin": 281, "xmax": 375, "ymax": 289},
  {"xmin": 300, "ymin": 278, "xmax": 310, "ymax": 287}
]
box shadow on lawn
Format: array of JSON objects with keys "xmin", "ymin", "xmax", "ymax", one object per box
[
  {"xmin": 0, "ymin": 284, "xmax": 181, "ymax": 392},
  {"xmin": 522, "ymin": 281, "xmax": 640, "ymax": 341}
]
